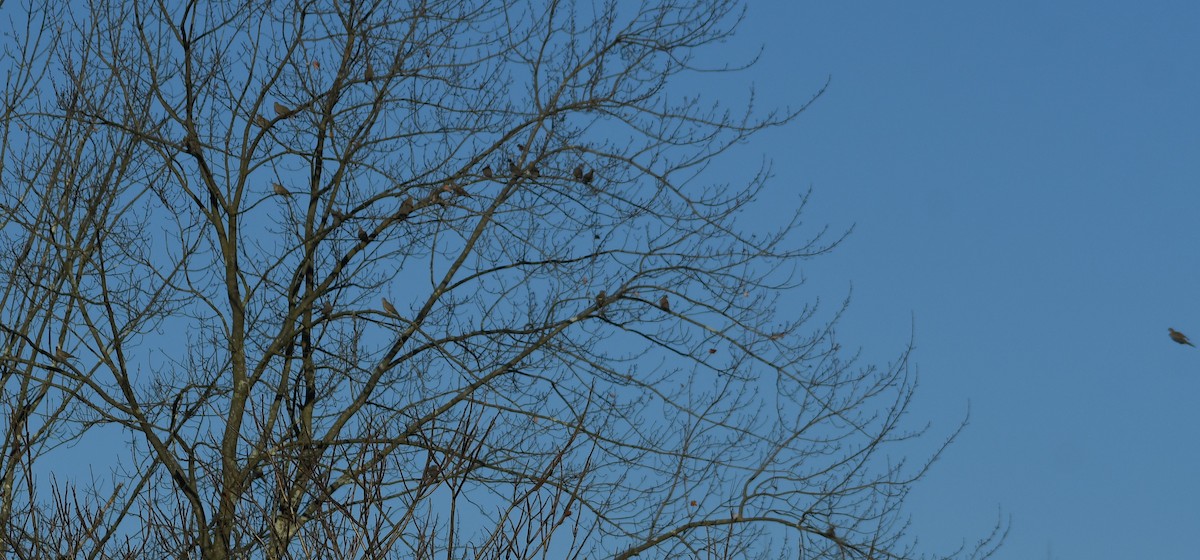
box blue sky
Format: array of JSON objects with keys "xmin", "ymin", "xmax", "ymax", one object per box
[{"xmin": 723, "ymin": 2, "xmax": 1200, "ymax": 558}]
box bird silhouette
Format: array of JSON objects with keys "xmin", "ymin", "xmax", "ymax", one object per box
[
  {"xmin": 358, "ymin": 227, "xmax": 370, "ymax": 243},
  {"xmin": 583, "ymin": 169, "xmax": 594, "ymax": 184},
  {"xmin": 273, "ymin": 183, "xmax": 292, "ymax": 197},
  {"xmin": 382, "ymin": 297, "xmax": 398, "ymax": 316},
  {"xmin": 573, "ymin": 165, "xmax": 584, "ymax": 181},
  {"xmin": 528, "ymin": 166, "xmax": 540, "ymax": 179},
  {"xmin": 54, "ymin": 346, "xmax": 74, "ymax": 362},
  {"xmin": 482, "ymin": 165, "xmax": 493, "ymax": 179},
  {"xmin": 1169, "ymin": 328, "xmax": 1195, "ymax": 347},
  {"xmin": 659, "ymin": 295, "xmax": 670, "ymax": 312},
  {"xmin": 273, "ymin": 102, "xmax": 290, "ymax": 118}
]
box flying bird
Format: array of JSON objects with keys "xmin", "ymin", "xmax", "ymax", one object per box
[
  {"xmin": 482, "ymin": 165, "xmax": 493, "ymax": 179},
  {"xmin": 573, "ymin": 165, "xmax": 584, "ymax": 181},
  {"xmin": 273, "ymin": 102, "xmax": 290, "ymax": 118},
  {"xmin": 273, "ymin": 183, "xmax": 292, "ymax": 197},
  {"xmin": 382, "ymin": 297, "xmax": 398, "ymax": 316},
  {"xmin": 659, "ymin": 295, "xmax": 670, "ymax": 312},
  {"xmin": 1169, "ymin": 328, "xmax": 1195, "ymax": 347}
]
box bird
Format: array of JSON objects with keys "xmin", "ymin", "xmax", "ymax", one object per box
[
  {"xmin": 659, "ymin": 295, "xmax": 670, "ymax": 312},
  {"xmin": 255, "ymin": 114, "xmax": 271, "ymax": 128},
  {"xmin": 572, "ymin": 165, "xmax": 584, "ymax": 181},
  {"xmin": 331, "ymin": 208, "xmax": 348, "ymax": 222},
  {"xmin": 358, "ymin": 227, "xmax": 370, "ymax": 243},
  {"xmin": 482, "ymin": 165, "xmax": 493, "ymax": 179},
  {"xmin": 517, "ymin": 143, "xmax": 526, "ymax": 152},
  {"xmin": 582, "ymin": 169, "xmax": 594, "ymax": 184},
  {"xmin": 507, "ymin": 158, "xmax": 520, "ymax": 176},
  {"xmin": 273, "ymin": 183, "xmax": 292, "ymax": 197},
  {"xmin": 54, "ymin": 346, "xmax": 74, "ymax": 362},
  {"xmin": 595, "ymin": 290, "xmax": 607, "ymax": 317},
  {"xmin": 365, "ymin": 62, "xmax": 375, "ymax": 81},
  {"xmin": 273, "ymin": 102, "xmax": 290, "ymax": 118},
  {"xmin": 1169, "ymin": 328, "xmax": 1195, "ymax": 347},
  {"xmin": 382, "ymin": 297, "xmax": 398, "ymax": 316},
  {"xmin": 398, "ymin": 197, "xmax": 415, "ymax": 216},
  {"xmin": 322, "ymin": 300, "xmax": 334, "ymax": 316},
  {"xmin": 528, "ymin": 166, "xmax": 540, "ymax": 179}
]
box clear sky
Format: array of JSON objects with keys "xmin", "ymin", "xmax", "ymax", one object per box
[{"xmin": 726, "ymin": 2, "xmax": 1200, "ymax": 558}]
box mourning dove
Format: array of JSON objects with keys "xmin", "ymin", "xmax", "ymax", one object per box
[
  {"xmin": 482, "ymin": 165, "xmax": 493, "ymax": 179},
  {"xmin": 358, "ymin": 227, "xmax": 370, "ymax": 243},
  {"xmin": 573, "ymin": 165, "xmax": 584, "ymax": 181},
  {"xmin": 398, "ymin": 197, "xmax": 415, "ymax": 216},
  {"xmin": 273, "ymin": 183, "xmax": 292, "ymax": 197},
  {"xmin": 595, "ymin": 290, "xmax": 607, "ymax": 317},
  {"xmin": 255, "ymin": 114, "xmax": 271, "ymax": 128},
  {"xmin": 507, "ymin": 158, "xmax": 520, "ymax": 176},
  {"xmin": 442, "ymin": 182, "xmax": 466, "ymax": 196},
  {"xmin": 273, "ymin": 102, "xmax": 290, "ymax": 118},
  {"xmin": 582, "ymin": 169, "xmax": 594, "ymax": 184},
  {"xmin": 659, "ymin": 295, "xmax": 670, "ymax": 312},
  {"xmin": 322, "ymin": 300, "xmax": 334, "ymax": 316},
  {"xmin": 528, "ymin": 166, "xmax": 540, "ymax": 179},
  {"xmin": 54, "ymin": 346, "xmax": 74, "ymax": 362},
  {"xmin": 382, "ymin": 297, "xmax": 398, "ymax": 316},
  {"xmin": 1169, "ymin": 328, "xmax": 1195, "ymax": 347}
]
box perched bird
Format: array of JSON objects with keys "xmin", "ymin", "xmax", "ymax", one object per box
[
  {"xmin": 1169, "ymin": 328, "xmax": 1195, "ymax": 347},
  {"xmin": 573, "ymin": 165, "xmax": 584, "ymax": 181},
  {"xmin": 365, "ymin": 62, "xmax": 375, "ymax": 81},
  {"xmin": 331, "ymin": 208, "xmax": 348, "ymax": 222},
  {"xmin": 517, "ymin": 143, "xmax": 526, "ymax": 152},
  {"xmin": 54, "ymin": 346, "xmax": 74, "ymax": 362},
  {"xmin": 398, "ymin": 197, "xmax": 415, "ymax": 216},
  {"xmin": 482, "ymin": 165, "xmax": 493, "ymax": 179},
  {"xmin": 358, "ymin": 227, "xmax": 370, "ymax": 243},
  {"xmin": 273, "ymin": 183, "xmax": 292, "ymax": 197},
  {"xmin": 322, "ymin": 300, "xmax": 334, "ymax": 316},
  {"xmin": 273, "ymin": 102, "xmax": 290, "ymax": 118},
  {"xmin": 659, "ymin": 295, "xmax": 670, "ymax": 312},
  {"xmin": 507, "ymin": 158, "xmax": 520, "ymax": 176},
  {"xmin": 255, "ymin": 114, "xmax": 271, "ymax": 128},
  {"xmin": 595, "ymin": 290, "xmax": 607, "ymax": 317},
  {"xmin": 382, "ymin": 297, "xmax": 398, "ymax": 316},
  {"xmin": 582, "ymin": 169, "xmax": 594, "ymax": 184},
  {"xmin": 528, "ymin": 166, "xmax": 540, "ymax": 179}
]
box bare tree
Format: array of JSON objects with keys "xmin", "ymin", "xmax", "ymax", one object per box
[{"xmin": 0, "ymin": 0, "xmax": 1004, "ymax": 558}]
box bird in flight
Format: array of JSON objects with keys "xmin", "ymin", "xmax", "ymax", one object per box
[{"xmin": 1169, "ymin": 328, "xmax": 1195, "ymax": 347}]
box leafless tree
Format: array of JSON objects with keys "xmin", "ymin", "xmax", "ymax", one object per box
[{"xmin": 0, "ymin": 0, "xmax": 1005, "ymax": 558}]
